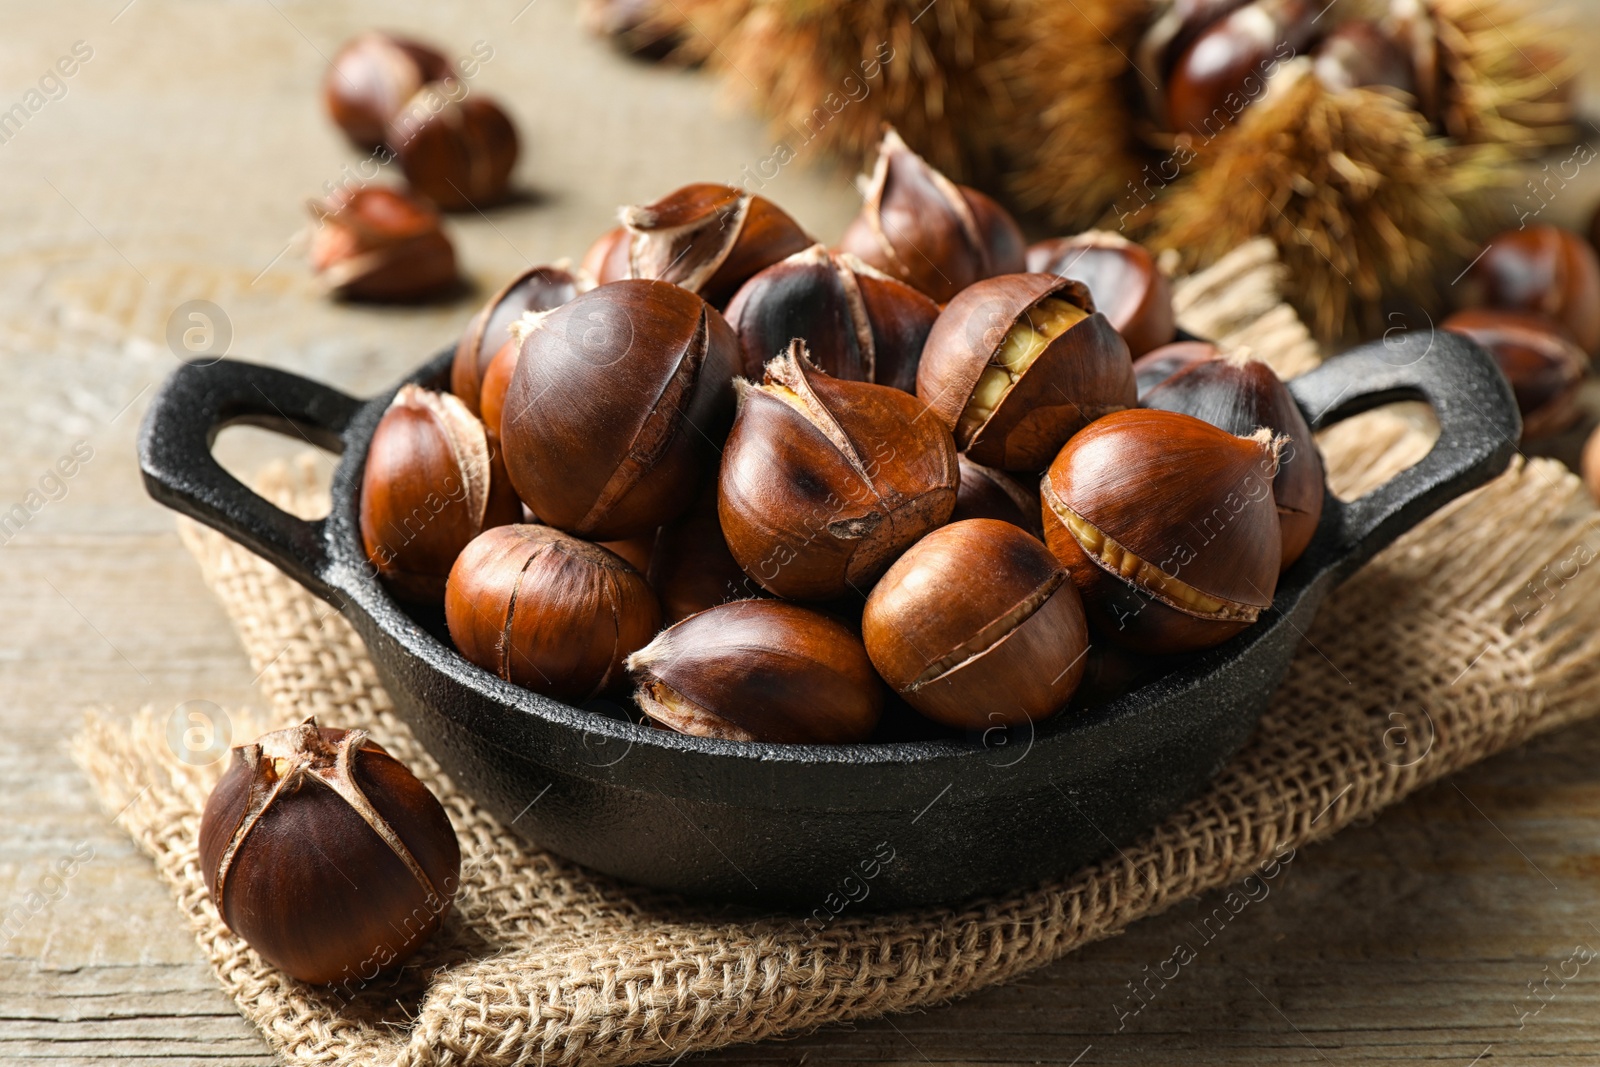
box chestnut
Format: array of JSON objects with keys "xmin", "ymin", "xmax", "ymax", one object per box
[
  {"xmin": 199, "ymin": 719, "xmax": 460, "ymax": 985},
  {"xmin": 1312, "ymin": 19, "xmax": 1417, "ymax": 96},
  {"xmin": 581, "ymin": 0, "xmax": 685, "ymax": 60},
  {"xmin": 324, "ymin": 32, "xmax": 453, "ymax": 151},
  {"xmin": 388, "ymin": 91, "xmax": 519, "ymax": 211},
  {"xmin": 445, "ymin": 524, "xmax": 661, "ymax": 702},
  {"xmin": 862, "ymin": 519, "xmax": 1089, "ymax": 729},
  {"xmin": 581, "ymin": 225, "xmax": 633, "ymax": 285},
  {"xmin": 1582, "ymin": 423, "xmax": 1600, "ymax": 505},
  {"xmin": 1165, "ymin": 0, "xmax": 1316, "ymax": 137},
  {"xmin": 1041, "ymin": 408, "xmax": 1283, "ymax": 655},
  {"xmin": 360, "ymin": 385, "xmax": 522, "ymax": 602},
  {"xmin": 723, "ymin": 244, "xmax": 940, "ymax": 391},
  {"xmin": 307, "ymin": 186, "xmax": 459, "ymax": 302},
  {"xmin": 1140, "ymin": 350, "xmax": 1325, "ymax": 568},
  {"xmin": 719, "ymin": 340, "xmax": 959, "ymax": 600},
  {"xmin": 1136, "ymin": 0, "xmax": 1251, "ymax": 90},
  {"xmin": 950, "ymin": 455, "xmax": 1044, "ymax": 539},
  {"xmin": 1442, "ymin": 308, "xmax": 1587, "ymax": 439},
  {"xmin": 451, "ymin": 264, "xmax": 582, "ymax": 415},
  {"xmin": 1024, "ymin": 232, "xmax": 1176, "ymax": 357},
  {"xmin": 499, "ymin": 279, "xmax": 738, "ymax": 540},
  {"xmin": 1133, "ymin": 340, "xmax": 1219, "ymax": 398},
  {"xmin": 838, "ymin": 127, "xmax": 1026, "ymax": 304},
  {"xmin": 649, "ymin": 483, "xmax": 762, "ymax": 622},
  {"xmin": 1460, "ymin": 225, "xmax": 1600, "ymax": 357},
  {"xmin": 625, "ymin": 599, "xmax": 882, "ymax": 743},
  {"xmin": 916, "ymin": 273, "xmax": 1136, "ymax": 471}
]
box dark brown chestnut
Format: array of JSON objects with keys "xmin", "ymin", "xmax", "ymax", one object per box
[
  {"xmin": 1442, "ymin": 308, "xmax": 1587, "ymax": 439},
  {"xmin": 199, "ymin": 719, "xmax": 460, "ymax": 985},
  {"xmin": 723, "ymin": 244, "xmax": 940, "ymax": 390},
  {"xmin": 916, "ymin": 273, "xmax": 1136, "ymax": 471},
  {"xmin": 1136, "ymin": 0, "xmax": 1251, "ymax": 90},
  {"xmin": 626, "ymin": 599, "xmax": 882, "ymax": 743},
  {"xmin": 308, "ymin": 186, "xmax": 459, "ymax": 302},
  {"xmin": 1312, "ymin": 19, "xmax": 1417, "ymax": 96},
  {"xmin": 1165, "ymin": 0, "xmax": 1316, "ymax": 137},
  {"xmin": 649, "ymin": 483, "xmax": 763, "ymax": 622},
  {"xmin": 1041, "ymin": 408, "xmax": 1283, "ymax": 655},
  {"xmin": 324, "ymin": 32, "xmax": 453, "ymax": 151},
  {"xmin": 387, "ymin": 90, "xmax": 519, "ymax": 211},
  {"xmin": 445, "ymin": 524, "xmax": 661, "ymax": 702},
  {"xmin": 838, "ymin": 127, "xmax": 1026, "ymax": 304},
  {"xmin": 1460, "ymin": 225, "xmax": 1600, "ymax": 357},
  {"xmin": 950, "ymin": 456, "xmax": 1044, "ymax": 539},
  {"xmin": 451, "ymin": 265, "xmax": 582, "ymax": 415},
  {"xmin": 719, "ymin": 341, "xmax": 959, "ymax": 600},
  {"xmin": 1024, "ymin": 232, "xmax": 1176, "ymax": 357},
  {"xmin": 499, "ymin": 279, "xmax": 738, "ymax": 540},
  {"xmin": 862, "ymin": 519, "xmax": 1089, "ymax": 729},
  {"xmin": 360, "ymin": 385, "xmax": 522, "ymax": 602},
  {"xmin": 1133, "ymin": 340, "xmax": 1220, "ymax": 398},
  {"xmin": 581, "ymin": 225, "xmax": 633, "ymax": 285}
]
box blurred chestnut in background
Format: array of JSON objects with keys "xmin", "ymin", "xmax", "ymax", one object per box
[
  {"xmin": 723, "ymin": 244, "xmax": 939, "ymax": 390},
  {"xmin": 1024, "ymin": 232, "xmax": 1176, "ymax": 357},
  {"xmin": 324, "ymin": 32, "xmax": 452, "ymax": 151},
  {"xmin": 917, "ymin": 273, "xmax": 1135, "ymax": 471},
  {"xmin": 199, "ymin": 720, "xmax": 460, "ymax": 985},
  {"xmin": 1312, "ymin": 19, "xmax": 1417, "ymax": 95},
  {"xmin": 1460, "ymin": 225, "xmax": 1600, "ymax": 356},
  {"xmin": 626, "ymin": 599, "xmax": 882, "ymax": 743},
  {"xmin": 1442, "ymin": 308, "xmax": 1587, "ymax": 439},
  {"xmin": 500, "ymin": 279, "xmax": 738, "ymax": 540},
  {"xmin": 950, "ymin": 456, "xmax": 1043, "ymax": 539},
  {"xmin": 360, "ymin": 385, "xmax": 521, "ymax": 602},
  {"xmin": 1132, "ymin": 340, "xmax": 1219, "ymax": 398},
  {"xmin": 839, "ymin": 127, "xmax": 1026, "ymax": 304},
  {"xmin": 580, "ymin": 0, "xmax": 686, "ymax": 60},
  {"xmin": 388, "ymin": 91, "xmax": 519, "ymax": 211},
  {"xmin": 1140, "ymin": 350, "xmax": 1325, "ymax": 568},
  {"xmin": 445, "ymin": 525, "xmax": 661, "ymax": 702},
  {"xmin": 863, "ymin": 519, "xmax": 1089, "ymax": 729},
  {"xmin": 452, "ymin": 265, "xmax": 582, "ymax": 415},
  {"xmin": 1041, "ymin": 409, "xmax": 1282, "ymax": 654},
  {"xmin": 1581, "ymin": 424, "xmax": 1600, "ymax": 505},
  {"xmin": 1165, "ymin": 0, "xmax": 1316, "ymax": 136},
  {"xmin": 308, "ymin": 186, "xmax": 459, "ymax": 302},
  {"xmin": 719, "ymin": 341, "xmax": 958, "ymax": 600},
  {"xmin": 649, "ymin": 484, "xmax": 759, "ymax": 622}
]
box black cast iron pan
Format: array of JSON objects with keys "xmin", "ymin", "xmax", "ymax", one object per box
[{"xmin": 138, "ymin": 330, "xmax": 1518, "ymax": 909}]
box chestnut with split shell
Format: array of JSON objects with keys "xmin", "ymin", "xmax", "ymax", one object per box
[
  {"xmin": 308, "ymin": 186, "xmax": 458, "ymax": 302},
  {"xmin": 451, "ymin": 264, "xmax": 583, "ymax": 416},
  {"xmin": 1024, "ymin": 232, "xmax": 1176, "ymax": 358}
]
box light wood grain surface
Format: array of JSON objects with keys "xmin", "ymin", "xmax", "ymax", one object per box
[{"xmin": 5, "ymin": 1, "xmax": 1600, "ymax": 1064}]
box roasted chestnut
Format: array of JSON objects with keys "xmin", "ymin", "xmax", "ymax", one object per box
[
  {"xmin": 626, "ymin": 599, "xmax": 882, "ymax": 742},
  {"xmin": 950, "ymin": 456, "xmax": 1044, "ymax": 539},
  {"xmin": 445, "ymin": 524, "xmax": 661, "ymax": 702},
  {"xmin": 1024, "ymin": 232, "xmax": 1176, "ymax": 357},
  {"xmin": 1582, "ymin": 423, "xmax": 1600, "ymax": 505},
  {"xmin": 916, "ymin": 273, "xmax": 1136, "ymax": 471},
  {"xmin": 308, "ymin": 186, "xmax": 458, "ymax": 302},
  {"xmin": 451, "ymin": 265, "xmax": 582, "ymax": 415},
  {"xmin": 1165, "ymin": 0, "xmax": 1316, "ymax": 137},
  {"xmin": 723, "ymin": 244, "xmax": 940, "ymax": 390},
  {"xmin": 581, "ymin": 225, "xmax": 633, "ymax": 285},
  {"xmin": 499, "ymin": 279, "xmax": 738, "ymax": 540},
  {"xmin": 1041, "ymin": 409, "xmax": 1283, "ymax": 654},
  {"xmin": 862, "ymin": 519, "xmax": 1089, "ymax": 729},
  {"xmin": 359, "ymin": 385, "xmax": 522, "ymax": 602},
  {"xmin": 649, "ymin": 484, "xmax": 761, "ymax": 622},
  {"xmin": 1442, "ymin": 308, "xmax": 1587, "ymax": 439},
  {"xmin": 719, "ymin": 341, "xmax": 959, "ymax": 600},
  {"xmin": 1132, "ymin": 340, "xmax": 1219, "ymax": 398},
  {"xmin": 388, "ymin": 91, "xmax": 519, "ymax": 211},
  {"xmin": 1460, "ymin": 225, "xmax": 1600, "ymax": 356},
  {"xmin": 838, "ymin": 127, "xmax": 1026, "ymax": 304},
  {"xmin": 324, "ymin": 32, "xmax": 453, "ymax": 151}
]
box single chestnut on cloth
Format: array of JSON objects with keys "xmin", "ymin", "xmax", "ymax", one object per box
[
  {"xmin": 451, "ymin": 264, "xmax": 583, "ymax": 416},
  {"xmin": 839, "ymin": 126, "xmax": 1026, "ymax": 304},
  {"xmin": 359, "ymin": 384, "xmax": 521, "ymax": 603},
  {"xmin": 719, "ymin": 340, "xmax": 959, "ymax": 601},
  {"xmin": 1041, "ymin": 408, "xmax": 1283, "ymax": 655},
  {"xmin": 323, "ymin": 31, "xmax": 453, "ymax": 151},
  {"xmin": 626, "ymin": 599, "xmax": 882, "ymax": 743},
  {"xmin": 722, "ymin": 244, "xmax": 939, "ymax": 391},
  {"xmin": 1025, "ymin": 231, "xmax": 1176, "ymax": 357},
  {"xmin": 499, "ymin": 279, "xmax": 738, "ymax": 540},
  {"xmin": 863, "ymin": 519, "xmax": 1089, "ymax": 729},
  {"xmin": 1459, "ymin": 224, "xmax": 1600, "ymax": 357},
  {"xmin": 199, "ymin": 719, "xmax": 460, "ymax": 985},
  {"xmin": 445, "ymin": 525, "xmax": 661, "ymax": 702},
  {"xmin": 917, "ymin": 273, "xmax": 1136, "ymax": 471},
  {"xmin": 307, "ymin": 186, "xmax": 459, "ymax": 302},
  {"xmin": 1442, "ymin": 308, "xmax": 1587, "ymax": 439}
]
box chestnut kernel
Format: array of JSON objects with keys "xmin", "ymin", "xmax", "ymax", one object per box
[
  {"xmin": 199, "ymin": 719, "xmax": 460, "ymax": 985},
  {"xmin": 917, "ymin": 273, "xmax": 1136, "ymax": 471},
  {"xmin": 863, "ymin": 519, "xmax": 1089, "ymax": 729},
  {"xmin": 388, "ymin": 91, "xmax": 519, "ymax": 211},
  {"xmin": 1442, "ymin": 308, "xmax": 1587, "ymax": 439},
  {"xmin": 1460, "ymin": 225, "xmax": 1600, "ymax": 357},
  {"xmin": 452, "ymin": 264, "xmax": 582, "ymax": 415},
  {"xmin": 719, "ymin": 340, "xmax": 959, "ymax": 600},
  {"xmin": 324, "ymin": 32, "xmax": 452, "ymax": 151},
  {"xmin": 626, "ymin": 599, "xmax": 883, "ymax": 743},
  {"xmin": 1024, "ymin": 232, "xmax": 1176, "ymax": 358},
  {"xmin": 1132, "ymin": 340, "xmax": 1219, "ymax": 398},
  {"xmin": 951, "ymin": 455, "xmax": 1044, "ymax": 539},
  {"xmin": 445, "ymin": 524, "xmax": 661, "ymax": 702},
  {"xmin": 308, "ymin": 186, "xmax": 459, "ymax": 302}
]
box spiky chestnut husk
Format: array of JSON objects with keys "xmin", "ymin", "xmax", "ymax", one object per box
[{"xmin": 1429, "ymin": 0, "xmax": 1575, "ymax": 151}]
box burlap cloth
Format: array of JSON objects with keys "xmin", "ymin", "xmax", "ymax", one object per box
[{"xmin": 73, "ymin": 241, "xmax": 1600, "ymax": 1066}]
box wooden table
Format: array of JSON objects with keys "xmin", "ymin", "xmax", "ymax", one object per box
[{"xmin": 5, "ymin": 1, "xmax": 1600, "ymax": 1063}]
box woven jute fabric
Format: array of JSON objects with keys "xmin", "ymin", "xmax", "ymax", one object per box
[{"xmin": 73, "ymin": 250, "xmax": 1600, "ymax": 1066}]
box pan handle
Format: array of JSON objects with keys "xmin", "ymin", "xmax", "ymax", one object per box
[
  {"xmin": 137, "ymin": 358, "xmax": 363, "ymax": 604},
  {"xmin": 1288, "ymin": 329, "xmax": 1520, "ymax": 583}
]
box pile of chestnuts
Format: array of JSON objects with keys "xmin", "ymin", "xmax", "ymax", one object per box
[{"xmin": 358, "ymin": 125, "xmax": 1328, "ymax": 744}]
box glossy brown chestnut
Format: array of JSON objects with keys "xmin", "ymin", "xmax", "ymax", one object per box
[
  {"xmin": 308, "ymin": 186, "xmax": 459, "ymax": 302},
  {"xmin": 199, "ymin": 719, "xmax": 460, "ymax": 985},
  {"xmin": 477, "ymin": 338, "xmax": 519, "ymax": 444},
  {"xmin": 499, "ymin": 279, "xmax": 738, "ymax": 540},
  {"xmin": 626, "ymin": 599, "xmax": 882, "ymax": 743},
  {"xmin": 862, "ymin": 519, "xmax": 1089, "ymax": 729},
  {"xmin": 359, "ymin": 385, "xmax": 522, "ymax": 602},
  {"xmin": 917, "ymin": 273, "xmax": 1136, "ymax": 471},
  {"xmin": 1132, "ymin": 340, "xmax": 1220, "ymax": 398},
  {"xmin": 581, "ymin": 225, "xmax": 633, "ymax": 285},
  {"xmin": 1442, "ymin": 308, "xmax": 1587, "ymax": 439},
  {"xmin": 445, "ymin": 524, "xmax": 661, "ymax": 702},
  {"xmin": 838, "ymin": 127, "xmax": 1026, "ymax": 304},
  {"xmin": 723, "ymin": 244, "xmax": 940, "ymax": 390},
  {"xmin": 1041, "ymin": 408, "xmax": 1283, "ymax": 655},
  {"xmin": 598, "ymin": 533, "xmax": 655, "ymax": 574},
  {"xmin": 950, "ymin": 456, "xmax": 1044, "ymax": 539},
  {"xmin": 1140, "ymin": 349, "xmax": 1325, "ymax": 568},
  {"xmin": 451, "ymin": 265, "xmax": 582, "ymax": 415},
  {"xmin": 719, "ymin": 341, "xmax": 959, "ymax": 600},
  {"xmin": 616, "ymin": 183, "xmax": 813, "ymax": 307},
  {"xmin": 1312, "ymin": 19, "xmax": 1417, "ymax": 95},
  {"xmin": 1460, "ymin": 225, "xmax": 1600, "ymax": 356},
  {"xmin": 1165, "ymin": 0, "xmax": 1316, "ymax": 137},
  {"xmin": 387, "ymin": 90, "xmax": 519, "ymax": 211},
  {"xmin": 649, "ymin": 483, "xmax": 761, "ymax": 622},
  {"xmin": 1136, "ymin": 0, "xmax": 1251, "ymax": 89},
  {"xmin": 324, "ymin": 32, "xmax": 453, "ymax": 151},
  {"xmin": 1024, "ymin": 232, "xmax": 1176, "ymax": 358}
]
